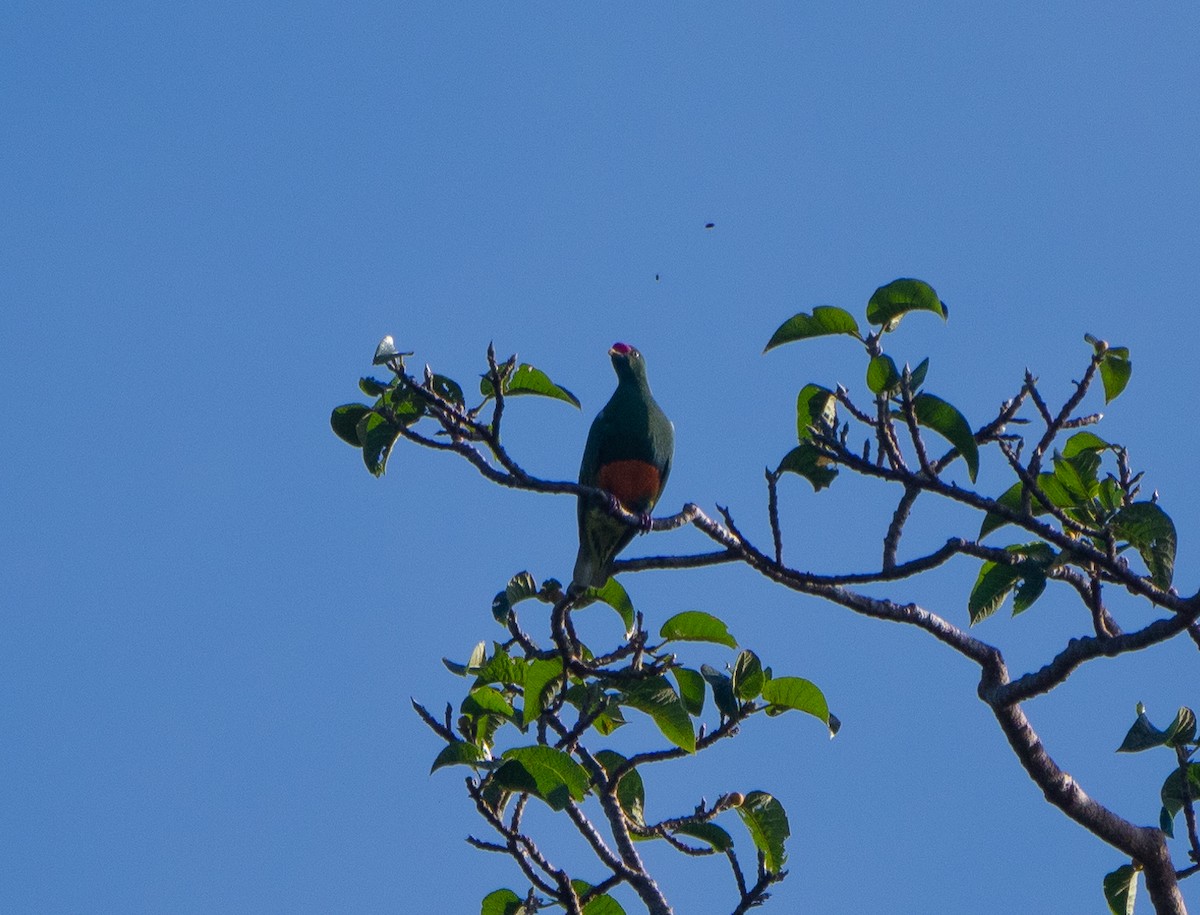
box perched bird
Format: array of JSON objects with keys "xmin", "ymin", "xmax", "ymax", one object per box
[{"xmin": 571, "ymin": 343, "xmax": 674, "ymax": 592}]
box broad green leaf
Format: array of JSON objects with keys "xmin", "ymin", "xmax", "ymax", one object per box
[
  {"xmin": 355, "ymin": 411, "xmax": 399, "ymax": 477},
  {"xmin": 1012, "ymin": 567, "xmax": 1048, "ymax": 614},
  {"xmin": 659, "ymin": 611, "xmax": 737, "ymax": 648},
  {"xmin": 777, "ymin": 442, "xmax": 838, "ymax": 491},
  {"xmin": 672, "ymin": 667, "xmax": 706, "ymax": 718},
  {"xmin": 866, "ymin": 354, "xmax": 901, "ymax": 394},
  {"xmin": 523, "ymin": 658, "xmax": 564, "ymax": 726},
  {"xmin": 480, "ymin": 363, "xmax": 580, "ymax": 408},
  {"xmin": 1112, "ymin": 502, "xmax": 1176, "ymax": 589},
  {"xmin": 480, "ymin": 888, "xmax": 524, "ymax": 915},
  {"xmin": 431, "ymin": 741, "xmax": 486, "ymax": 773},
  {"xmin": 796, "ymin": 384, "xmax": 837, "ymax": 442},
  {"xmin": 1118, "ymin": 706, "xmax": 1168, "ymax": 753},
  {"xmin": 595, "ymin": 750, "xmax": 646, "ymax": 827},
  {"xmin": 571, "ymin": 881, "xmax": 627, "ymax": 915},
  {"xmin": 1160, "ymin": 764, "xmax": 1200, "ymax": 826},
  {"xmin": 701, "ymin": 664, "xmax": 739, "ymax": 719},
  {"xmin": 618, "ymin": 676, "xmax": 696, "ymax": 753},
  {"xmin": 496, "ymin": 746, "xmax": 590, "ymax": 811},
  {"xmin": 564, "ymin": 683, "xmax": 626, "ymax": 737},
  {"xmin": 907, "ymin": 357, "xmax": 930, "ymax": 390},
  {"xmin": 912, "ymin": 392, "xmax": 978, "ymax": 482},
  {"xmin": 1165, "ymin": 707, "xmax": 1197, "ymax": 747},
  {"xmin": 1100, "ymin": 351, "xmax": 1132, "ymax": 403},
  {"xmin": 431, "ymin": 373, "xmax": 464, "ymax": 407},
  {"xmin": 969, "ymin": 561, "xmax": 1021, "ymax": 624},
  {"xmin": 590, "ymin": 577, "xmax": 636, "ymax": 632},
  {"xmin": 764, "ymin": 305, "xmax": 861, "ymax": 351},
  {"xmin": 330, "ymin": 403, "xmax": 372, "ymax": 447},
  {"xmin": 761, "ymin": 677, "xmax": 831, "ymax": 730},
  {"xmin": 1053, "ymin": 451, "xmax": 1101, "ymax": 501},
  {"xmin": 735, "ymin": 791, "xmax": 790, "ymax": 874},
  {"xmin": 462, "ymin": 686, "xmax": 515, "ymax": 720},
  {"xmin": 492, "ymin": 571, "xmax": 540, "ymax": 625},
  {"xmin": 866, "ymin": 278, "xmax": 947, "ymax": 330},
  {"xmin": 359, "ymin": 376, "xmax": 389, "ymax": 397},
  {"xmin": 732, "ymin": 650, "xmax": 765, "ymax": 701},
  {"xmin": 1103, "ymin": 864, "xmax": 1137, "ymax": 915},
  {"xmin": 981, "ymin": 474, "xmax": 1077, "ymax": 537},
  {"xmin": 474, "ymin": 647, "xmax": 525, "ymax": 688},
  {"xmin": 674, "ymin": 821, "xmax": 734, "ymax": 851},
  {"xmin": 1063, "ymin": 431, "xmax": 1111, "ymax": 458}
]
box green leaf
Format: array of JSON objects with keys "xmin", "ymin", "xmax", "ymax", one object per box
[
  {"xmin": 1063, "ymin": 431, "xmax": 1111, "ymax": 458},
  {"xmin": 674, "ymin": 821, "xmax": 734, "ymax": 851},
  {"xmin": 1100, "ymin": 351, "xmax": 1132, "ymax": 403},
  {"xmin": 969, "ymin": 561, "xmax": 1021, "ymax": 624},
  {"xmin": 480, "ymin": 888, "xmax": 525, "ymax": 915},
  {"xmin": 732, "ymin": 650, "xmax": 765, "ymax": 701},
  {"xmin": 575, "ymin": 884, "xmax": 626, "ymax": 915},
  {"xmin": 481, "ymin": 363, "xmax": 580, "ymax": 408},
  {"xmin": 431, "ymin": 373, "xmax": 464, "ymax": 407},
  {"xmin": 1160, "ymin": 763, "xmax": 1200, "ymax": 822},
  {"xmin": 1165, "ymin": 707, "xmax": 1197, "ymax": 747},
  {"xmin": 462, "ymin": 686, "xmax": 515, "ymax": 720},
  {"xmin": 617, "ymin": 676, "xmax": 696, "ymax": 753},
  {"xmin": 443, "ymin": 641, "xmax": 488, "ymax": 677},
  {"xmin": 431, "ymin": 741, "xmax": 486, "ymax": 773},
  {"xmin": 1118, "ymin": 707, "xmax": 1168, "ymax": 753},
  {"xmin": 764, "ymin": 305, "xmax": 861, "ymax": 351},
  {"xmin": 590, "ymin": 577, "xmax": 636, "ymax": 632},
  {"xmin": 866, "ymin": 354, "xmax": 901, "ymax": 394},
  {"xmin": 595, "ymin": 750, "xmax": 646, "ymax": 827},
  {"xmin": 981, "ymin": 475, "xmax": 1077, "ymax": 537},
  {"xmin": 359, "ymin": 376, "xmax": 389, "ymax": 397},
  {"xmin": 907, "ymin": 357, "xmax": 930, "ymax": 390},
  {"xmin": 1112, "ymin": 502, "xmax": 1176, "ymax": 589},
  {"xmin": 866, "ymin": 278, "xmax": 947, "ymax": 330},
  {"xmin": 1053, "ymin": 451, "xmax": 1101, "ymax": 501},
  {"xmin": 492, "ymin": 571, "xmax": 540, "ymax": 625},
  {"xmin": 474, "ymin": 647, "xmax": 525, "ymax": 688},
  {"xmin": 777, "ymin": 442, "xmax": 838, "ymax": 491},
  {"xmin": 911, "ymin": 392, "xmax": 978, "ymax": 482},
  {"xmin": 761, "ymin": 677, "xmax": 831, "ymax": 730},
  {"xmin": 330, "ymin": 404, "xmax": 372, "ymax": 447},
  {"xmin": 354, "ymin": 411, "xmax": 399, "ymax": 476},
  {"xmin": 735, "ymin": 791, "xmax": 790, "ymax": 874},
  {"xmin": 672, "ymin": 667, "xmax": 706, "ymax": 718},
  {"xmin": 1103, "ymin": 864, "xmax": 1137, "ymax": 915},
  {"xmin": 659, "ymin": 611, "xmax": 737, "ymax": 648},
  {"xmin": 495, "ymin": 746, "xmax": 590, "ymax": 811},
  {"xmin": 796, "ymin": 384, "xmax": 837, "ymax": 442},
  {"xmin": 701, "ymin": 664, "xmax": 739, "ymax": 719},
  {"xmin": 522, "ymin": 658, "xmax": 564, "ymax": 727}
]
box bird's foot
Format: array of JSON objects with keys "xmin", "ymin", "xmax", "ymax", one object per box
[{"xmin": 636, "ymin": 511, "xmax": 653, "ymax": 533}]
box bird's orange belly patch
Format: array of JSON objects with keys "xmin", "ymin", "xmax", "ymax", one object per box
[{"xmin": 598, "ymin": 460, "xmax": 662, "ymax": 510}]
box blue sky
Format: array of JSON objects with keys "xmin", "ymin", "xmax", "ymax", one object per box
[{"xmin": 5, "ymin": 3, "xmax": 1199, "ymax": 913}]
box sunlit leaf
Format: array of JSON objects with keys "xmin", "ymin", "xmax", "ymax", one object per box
[
  {"xmin": 430, "ymin": 741, "xmax": 486, "ymax": 773},
  {"xmin": 1100, "ymin": 351, "xmax": 1132, "ymax": 403},
  {"xmin": 672, "ymin": 667, "xmax": 706, "ymax": 718},
  {"xmin": 522, "ymin": 658, "xmax": 564, "ymax": 726},
  {"xmin": 330, "ymin": 403, "xmax": 372, "ymax": 446},
  {"xmin": 481, "ymin": 363, "xmax": 580, "ymax": 408},
  {"xmin": 1102, "ymin": 864, "xmax": 1137, "ymax": 915},
  {"xmin": 981, "ymin": 474, "xmax": 1077, "ymax": 537},
  {"xmin": 764, "ymin": 305, "xmax": 861, "ymax": 351},
  {"xmin": 617, "ymin": 676, "xmax": 695, "ymax": 753},
  {"xmin": 673, "ymin": 821, "xmax": 734, "ymax": 851},
  {"xmin": 595, "ymin": 750, "xmax": 646, "ymax": 827},
  {"xmin": 589, "ymin": 577, "xmax": 636, "ymax": 632},
  {"xmin": 495, "ymin": 746, "xmax": 589, "ymax": 811},
  {"xmin": 480, "ymin": 888, "xmax": 524, "ymax": 915},
  {"xmin": 1112, "ymin": 502, "xmax": 1176, "ymax": 589},
  {"xmin": 735, "ymin": 791, "xmax": 790, "ymax": 874},
  {"xmin": 659, "ymin": 611, "xmax": 737, "ymax": 648},
  {"xmin": 866, "ymin": 278, "xmax": 947, "ymax": 330},
  {"xmin": 796, "ymin": 384, "xmax": 837, "ymax": 442},
  {"xmin": 912, "ymin": 392, "xmax": 978, "ymax": 481},
  {"xmin": 866, "ymin": 354, "xmax": 901, "ymax": 394},
  {"xmin": 462, "ymin": 686, "xmax": 515, "ymax": 720},
  {"xmin": 732, "ymin": 650, "xmax": 765, "ymax": 701},
  {"xmin": 761, "ymin": 677, "xmax": 831, "ymax": 730},
  {"xmin": 1063, "ymin": 431, "xmax": 1111, "ymax": 458}
]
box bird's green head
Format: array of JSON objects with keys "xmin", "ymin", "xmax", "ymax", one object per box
[{"xmin": 609, "ymin": 342, "xmax": 649, "ymax": 384}]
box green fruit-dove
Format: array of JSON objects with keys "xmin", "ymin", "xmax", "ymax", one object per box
[{"xmin": 572, "ymin": 343, "xmax": 674, "ymax": 592}]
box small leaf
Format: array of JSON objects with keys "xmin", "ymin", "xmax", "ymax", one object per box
[
  {"xmin": 672, "ymin": 667, "xmax": 706, "ymax": 718},
  {"xmin": 1160, "ymin": 763, "xmax": 1200, "ymax": 822},
  {"xmin": 761, "ymin": 677, "xmax": 831, "ymax": 729},
  {"xmin": 673, "ymin": 821, "xmax": 734, "ymax": 851},
  {"xmin": 866, "ymin": 278, "xmax": 947, "ymax": 330},
  {"xmin": 866, "ymin": 354, "xmax": 901, "ymax": 394},
  {"xmin": 462, "ymin": 686, "xmax": 515, "ymax": 720},
  {"xmin": 595, "ymin": 750, "xmax": 646, "ymax": 827},
  {"xmin": 522, "ymin": 658, "xmax": 564, "ymax": 727},
  {"xmin": 589, "ymin": 577, "xmax": 636, "ymax": 632},
  {"xmin": 735, "ymin": 791, "xmax": 790, "ymax": 874},
  {"xmin": 356, "ymin": 411, "xmax": 399, "ymax": 477},
  {"xmin": 431, "ymin": 741, "xmax": 486, "ymax": 773},
  {"xmin": 495, "ymin": 746, "xmax": 590, "ymax": 811},
  {"xmin": 359, "ymin": 376, "xmax": 390, "ymax": 397},
  {"xmin": 1112, "ymin": 502, "xmax": 1176, "ymax": 589},
  {"xmin": 764, "ymin": 306, "xmax": 861, "ymax": 351},
  {"xmin": 617, "ymin": 676, "xmax": 696, "ymax": 753},
  {"xmin": 1100, "ymin": 351, "xmax": 1132, "ymax": 403},
  {"xmin": 701, "ymin": 664, "xmax": 739, "ymax": 719},
  {"xmin": 912, "ymin": 392, "xmax": 978, "ymax": 481},
  {"xmin": 659, "ymin": 611, "xmax": 737, "ymax": 648},
  {"xmin": 1102, "ymin": 864, "xmax": 1137, "ymax": 915},
  {"xmin": 576, "ymin": 884, "xmax": 626, "ymax": 915},
  {"xmin": 796, "ymin": 384, "xmax": 837, "ymax": 442},
  {"xmin": 777, "ymin": 442, "xmax": 838, "ymax": 491},
  {"xmin": 480, "ymin": 888, "xmax": 524, "ymax": 915},
  {"xmin": 981, "ymin": 475, "xmax": 1077, "ymax": 537},
  {"xmin": 732, "ymin": 650, "xmax": 765, "ymax": 701},
  {"xmin": 482, "ymin": 363, "xmax": 580, "ymax": 408},
  {"xmin": 1063, "ymin": 431, "xmax": 1111, "ymax": 458},
  {"xmin": 330, "ymin": 404, "xmax": 372, "ymax": 446},
  {"xmin": 1165, "ymin": 707, "xmax": 1197, "ymax": 747},
  {"xmin": 969, "ymin": 561, "xmax": 1021, "ymax": 624},
  {"xmin": 907, "ymin": 357, "xmax": 930, "ymax": 390}
]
